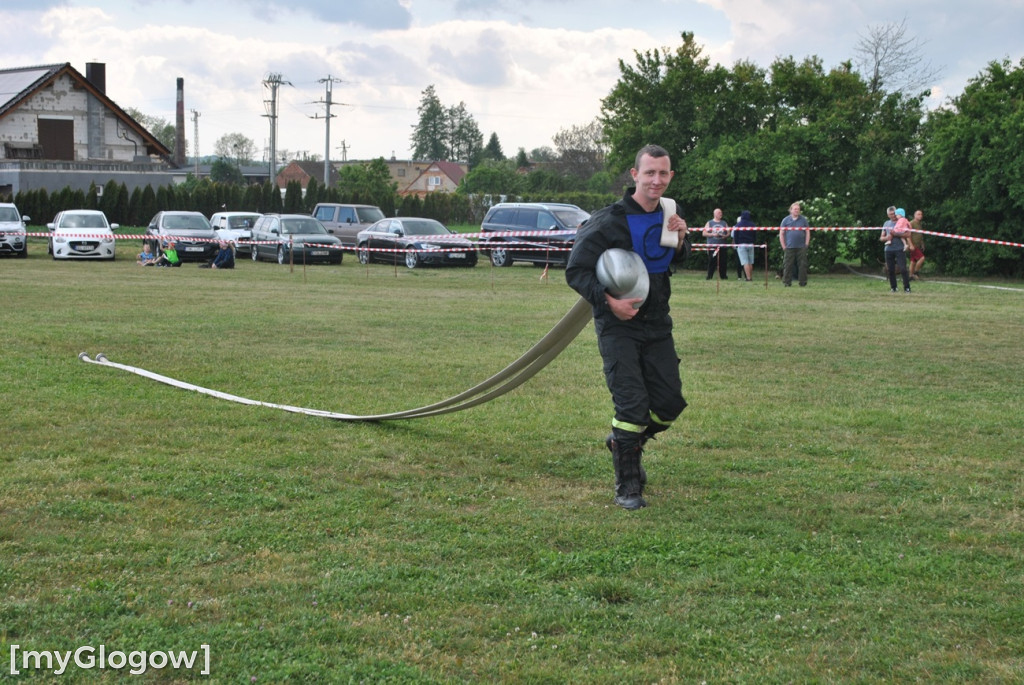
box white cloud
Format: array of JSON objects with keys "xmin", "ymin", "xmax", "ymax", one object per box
[{"xmin": 2, "ymin": 0, "xmax": 1022, "ymax": 163}]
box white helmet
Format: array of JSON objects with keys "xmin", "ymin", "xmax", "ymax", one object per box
[{"xmin": 596, "ymin": 248, "xmax": 649, "ymax": 309}]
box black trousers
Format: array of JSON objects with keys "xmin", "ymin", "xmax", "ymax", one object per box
[
  {"xmin": 886, "ymin": 250, "xmax": 910, "ymax": 290},
  {"xmin": 706, "ymin": 246, "xmax": 728, "ymax": 279},
  {"xmin": 595, "ymin": 316, "xmax": 687, "ymax": 437}
]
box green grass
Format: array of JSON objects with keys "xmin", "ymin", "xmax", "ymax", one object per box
[{"xmin": 2, "ymin": 243, "xmax": 1023, "ymax": 682}]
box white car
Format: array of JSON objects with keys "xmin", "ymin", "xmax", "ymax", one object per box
[
  {"xmin": 0, "ymin": 202, "xmax": 29, "ymax": 258},
  {"xmin": 47, "ymin": 209, "xmax": 118, "ymax": 260},
  {"xmin": 210, "ymin": 211, "xmax": 261, "ymax": 256}
]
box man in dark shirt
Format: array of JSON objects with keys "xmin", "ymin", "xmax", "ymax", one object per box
[{"xmin": 565, "ymin": 144, "xmax": 690, "ymax": 510}]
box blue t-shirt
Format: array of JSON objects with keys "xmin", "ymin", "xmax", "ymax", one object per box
[{"xmin": 781, "ymin": 215, "xmax": 809, "ymax": 248}]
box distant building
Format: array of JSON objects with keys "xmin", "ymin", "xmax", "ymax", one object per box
[
  {"xmin": 0, "ymin": 62, "xmax": 175, "ymax": 196},
  {"xmin": 399, "ymin": 160, "xmax": 467, "ymax": 198},
  {"xmin": 275, "ymin": 160, "xmax": 338, "ymax": 190},
  {"xmin": 330, "ymin": 158, "xmax": 468, "ymax": 197}
]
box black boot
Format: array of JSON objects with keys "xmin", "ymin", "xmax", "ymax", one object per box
[
  {"xmin": 608, "ymin": 430, "xmax": 646, "ymax": 510},
  {"xmin": 606, "ymin": 433, "xmax": 647, "ymax": 490}
]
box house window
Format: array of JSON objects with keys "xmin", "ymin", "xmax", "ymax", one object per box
[
  {"xmin": 397, "ymin": 168, "xmax": 406, "ymax": 177},
  {"xmin": 428, "ymin": 175, "xmax": 441, "ymax": 187}
]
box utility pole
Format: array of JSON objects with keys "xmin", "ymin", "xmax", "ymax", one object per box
[
  {"xmin": 190, "ymin": 109, "xmax": 200, "ymax": 175},
  {"xmin": 338, "ymin": 140, "xmax": 349, "ymax": 162},
  {"xmin": 262, "ymin": 73, "xmax": 291, "ymax": 183},
  {"xmin": 311, "ymin": 75, "xmax": 345, "ymax": 188}
]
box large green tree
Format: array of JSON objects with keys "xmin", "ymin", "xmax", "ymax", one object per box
[
  {"xmin": 410, "ymin": 85, "xmax": 448, "ymax": 161},
  {"xmin": 458, "ymin": 159, "xmax": 522, "ymax": 196},
  {"xmin": 917, "ymin": 58, "xmax": 1024, "ymax": 276},
  {"xmin": 600, "ymin": 31, "xmax": 927, "ymax": 270},
  {"xmin": 336, "ymin": 158, "xmax": 398, "ymax": 215},
  {"xmin": 210, "ymin": 159, "xmax": 245, "ymax": 185},
  {"xmin": 410, "ymin": 86, "xmax": 484, "ymax": 164}
]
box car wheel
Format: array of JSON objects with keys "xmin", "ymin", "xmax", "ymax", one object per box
[
  {"xmin": 405, "ymin": 250, "xmax": 419, "ymax": 269},
  {"xmin": 17, "ymin": 248, "xmax": 27, "ymax": 259},
  {"xmin": 465, "ymin": 255, "xmax": 478, "ymax": 268},
  {"xmin": 490, "ymin": 246, "xmax": 513, "ymax": 267},
  {"xmin": 277, "ymin": 246, "xmax": 286, "ymax": 265},
  {"xmin": 358, "ymin": 245, "xmax": 370, "ymax": 265},
  {"xmin": 332, "ymin": 252, "xmax": 343, "ymax": 265}
]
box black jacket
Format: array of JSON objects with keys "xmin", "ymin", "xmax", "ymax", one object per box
[{"xmin": 565, "ymin": 190, "xmax": 688, "ymax": 323}]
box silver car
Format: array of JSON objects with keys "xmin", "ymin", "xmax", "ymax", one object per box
[{"xmin": 0, "ymin": 203, "xmax": 29, "ymax": 258}]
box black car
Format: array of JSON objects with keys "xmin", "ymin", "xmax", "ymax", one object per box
[
  {"xmin": 250, "ymin": 214, "xmax": 343, "ymax": 265},
  {"xmin": 477, "ymin": 202, "xmax": 589, "ymax": 267},
  {"xmin": 146, "ymin": 211, "xmax": 218, "ymax": 262},
  {"xmin": 357, "ymin": 218, "xmax": 478, "ymax": 269}
]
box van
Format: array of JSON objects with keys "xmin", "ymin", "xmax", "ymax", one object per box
[
  {"xmin": 478, "ymin": 202, "xmax": 590, "ymax": 267},
  {"xmin": 312, "ymin": 203, "xmax": 385, "ymax": 247}
]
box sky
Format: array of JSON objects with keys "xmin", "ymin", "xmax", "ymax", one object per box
[{"xmin": 2, "ymin": 0, "xmax": 1022, "ymax": 165}]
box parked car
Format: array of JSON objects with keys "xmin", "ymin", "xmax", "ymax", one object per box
[
  {"xmin": 312, "ymin": 203, "xmax": 386, "ymax": 247},
  {"xmin": 250, "ymin": 214, "xmax": 343, "ymax": 265},
  {"xmin": 210, "ymin": 211, "xmax": 261, "ymax": 256},
  {"xmin": 477, "ymin": 202, "xmax": 589, "ymax": 267},
  {"xmin": 0, "ymin": 202, "xmax": 29, "ymax": 258},
  {"xmin": 47, "ymin": 209, "xmax": 118, "ymax": 260},
  {"xmin": 145, "ymin": 211, "xmax": 217, "ymax": 262},
  {"xmin": 357, "ymin": 217, "xmax": 478, "ymax": 269}
]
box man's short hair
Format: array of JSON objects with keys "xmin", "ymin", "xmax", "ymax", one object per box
[
  {"xmin": 635, "ymin": 144, "xmax": 670, "ymax": 170},
  {"xmin": 887, "ymin": 206, "xmax": 896, "ymax": 213}
]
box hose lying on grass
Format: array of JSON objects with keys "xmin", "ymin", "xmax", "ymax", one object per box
[{"xmin": 79, "ymin": 297, "xmax": 593, "ymax": 422}]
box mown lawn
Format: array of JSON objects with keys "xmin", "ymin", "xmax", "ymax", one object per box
[{"xmin": 1, "ymin": 243, "xmax": 1022, "ymax": 682}]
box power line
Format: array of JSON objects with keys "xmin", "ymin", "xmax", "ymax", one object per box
[
  {"xmin": 309, "ymin": 75, "xmax": 348, "ymax": 185},
  {"xmin": 262, "ymin": 72, "xmax": 292, "ymax": 179}
]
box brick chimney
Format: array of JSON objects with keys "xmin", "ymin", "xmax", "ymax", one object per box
[{"xmin": 175, "ymin": 77, "xmax": 186, "ymax": 168}]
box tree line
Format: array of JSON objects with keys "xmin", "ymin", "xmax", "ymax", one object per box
[{"xmin": 597, "ymin": 32, "xmax": 1024, "ymax": 277}]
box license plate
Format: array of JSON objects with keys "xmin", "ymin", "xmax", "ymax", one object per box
[
  {"xmin": 310, "ymin": 250, "xmax": 328, "ymax": 256},
  {"xmin": 450, "ymin": 253, "xmax": 466, "ymax": 259},
  {"xmin": 74, "ymin": 245, "xmax": 92, "ymax": 252},
  {"xmin": 185, "ymin": 246, "xmax": 204, "ymax": 252}
]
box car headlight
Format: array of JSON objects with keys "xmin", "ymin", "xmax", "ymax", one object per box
[
  {"xmin": 55, "ymin": 237, "xmax": 67, "ymax": 244},
  {"xmin": 418, "ymin": 242, "xmax": 442, "ymax": 250}
]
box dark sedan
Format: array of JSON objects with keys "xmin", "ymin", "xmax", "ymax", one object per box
[
  {"xmin": 356, "ymin": 218, "xmax": 478, "ymax": 269},
  {"xmin": 145, "ymin": 211, "xmax": 218, "ymax": 262},
  {"xmin": 250, "ymin": 214, "xmax": 343, "ymax": 265}
]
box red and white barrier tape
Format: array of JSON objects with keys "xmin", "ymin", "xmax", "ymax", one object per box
[{"xmin": 12, "ymin": 225, "xmax": 1024, "ymax": 249}]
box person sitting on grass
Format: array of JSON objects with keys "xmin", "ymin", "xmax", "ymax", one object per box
[
  {"xmin": 202, "ymin": 240, "xmax": 235, "ymax": 269},
  {"xmin": 154, "ymin": 240, "xmax": 181, "ymax": 267},
  {"xmin": 137, "ymin": 241, "xmax": 157, "ymax": 266}
]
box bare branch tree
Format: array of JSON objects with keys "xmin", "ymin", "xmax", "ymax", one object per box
[
  {"xmin": 552, "ymin": 119, "xmax": 606, "ymax": 179},
  {"xmin": 854, "ymin": 16, "xmax": 944, "ymax": 95}
]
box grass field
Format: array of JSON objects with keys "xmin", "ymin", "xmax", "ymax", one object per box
[{"xmin": 2, "ymin": 241, "xmax": 1023, "ymax": 682}]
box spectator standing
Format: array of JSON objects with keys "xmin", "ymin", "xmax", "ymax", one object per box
[
  {"xmin": 881, "ymin": 208, "xmax": 912, "ymax": 293},
  {"xmin": 702, "ymin": 208, "xmax": 731, "ymax": 280},
  {"xmin": 779, "ymin": 202, "xmax": 810, "ymax": 286},
  {"xmin": 732, "ymin": 210, "xmax": 757, "ymax": 282},
  {"xmin": 881, "ymin": 206, "xmax": 897, "ymax": 248},
  {"xmin": 565, "ymin": 144, "xmax": 690, "ymax": 511},
  {"xmin": 908, "ymin": 209, "xmax": 926, "ymax": 280}
]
